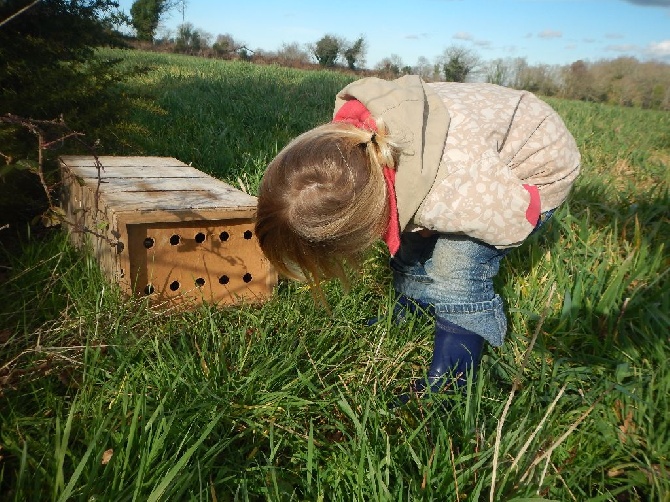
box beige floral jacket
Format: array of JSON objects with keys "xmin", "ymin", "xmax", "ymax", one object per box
[{"xmin": 334, "ymin": 77, "xmax": 581, "ymax": 248}]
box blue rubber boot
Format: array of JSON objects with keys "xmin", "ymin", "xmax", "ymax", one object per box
[
  {"xmin": 414, "ymin": 317, "xmax": 485, "ymax": 394},
  {"xmin": 392, "ymin": 318, "xmax": 485, "ymax": 407}
]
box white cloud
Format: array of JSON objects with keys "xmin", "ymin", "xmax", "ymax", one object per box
[
  {"xmin": 648, "ymin": 39, "xmax": 670, "ymax": 58},
  {"xmin": 474, "ymin": 40, "xmax": 493, "ymax": 48},
  {"xmin": 605, "ymin": 44, "xmax": 640, "ymax": 53},
  {"xmin": 453, "ymin": 32, "xmax": 474, "ymax": 41},
  {"xmin": 538, "ymin": 29, "xmax": 562, "ymax": 39},
  {"xmin": 450, "ymin": 31, "xmax": 492, "ymax": 49},
  {"xmin": 405, "ymin": 33, "xmax": 430, "ymax": 40},
  {"xmin": 604, "ymin": 39, "xmax": 670, "ymax": 61}
]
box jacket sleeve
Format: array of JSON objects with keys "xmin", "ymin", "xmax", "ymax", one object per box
[{"xmin": 414, "ymin": 150, "xmax": 541, "ymax": 248}]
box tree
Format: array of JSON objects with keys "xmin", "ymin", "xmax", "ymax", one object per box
[
  {"xmin": 510, "ymin": 57, "xmax": 529, "ymax": 89},
  {"xmin": 313, "ymin": 34, "xmax": 340, "ymax": 67},
  {"xmin": 343, "ymin": 37, "xmax": 366, "ymax": 70},
  {"xmin": 212, "ymin": 33, "xmax": 252, "ymax": 59},
  {"xmin": 174, "ymin": 22, "xmax": 211, "ymax": 54},
  {"xmin": 212, "ymin": 33, "xmax": 233, "ymax": 55},
  {"xmin": 562, "ymin": 60, "xmax": 597, "ymax": 101},
  {"xmin": 275, "ymin": 42, "xmax": 311, "ymax": 66},
  {"xmin": 585, "ymin": 57, "xmax": 670, "ymax": 110},
  {"xmin": 413, "ymin": 56, "xmax": 434, "ymax": 81},
  {"xmin": 375, "ymin": 54, "xmax": 404, "ymax": 79},
  {"xmin": 0, "ymin": 0, "xmax": 126, "ymax": 126},
  {"xmin": 439, "ymin": 45, "xmax": 480, "ymax": 82},
  {"xmin": 485, "ymin": 58, "xmax": 512, "ymax": 86},
  {"xmin": 0, "ymin": 0, "xmax": 129, "ymax": 226},
  {"xmin": 130, "ymin": 0, "xmax": 175, "ymax": 42},
  {"xmin": 514, "ymin": 63, "xmax": 560, "ymax": 96}
]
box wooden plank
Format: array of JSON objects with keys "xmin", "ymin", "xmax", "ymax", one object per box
[
  {"xmin": 82, "ymin": 177, "xmax": 251, "ymax": 196},
  {"xmin": 111, "ymin": 207, "xmax": 256, "ymax": 225},
  {"xmin": 65, "ymin": 164, "xmax": 211, "ymax": 179},
  {"xmin": 60, "ymin": 155, "xmax": 193, "ymax": 168},
  {"xmin": 60, "ymin": 155, "xmax": 214, "ymax": 180},
  {"xmin": 101, "ymin": 189, "xmax": 256, "ymax": 212}
]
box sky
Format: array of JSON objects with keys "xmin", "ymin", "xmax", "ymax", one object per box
[{"xmin": 116, "ymin": 0, "xmax": 670, "ymax": 68}]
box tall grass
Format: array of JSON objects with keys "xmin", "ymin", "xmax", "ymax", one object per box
[
  {"xmin": 1, "ymin": 49, "xmax": 668, "ymax": 501},
  {"xmin": 110, "ymin": 49, "xmax": 355, "ymax": 190}
]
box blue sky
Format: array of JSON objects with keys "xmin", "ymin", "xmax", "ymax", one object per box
[{"xmin": 117, "ymin": 0, "xmax": 670, "ymax": 68}]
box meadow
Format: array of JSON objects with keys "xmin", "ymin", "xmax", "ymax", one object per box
[{"xmin": 0, "ymin": 49, "xmax": 668, "ymax": 501}]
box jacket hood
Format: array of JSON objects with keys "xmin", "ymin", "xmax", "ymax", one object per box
[{"xmin": 334, "ymin": 76, "xmax": 450, "ymax": 230}]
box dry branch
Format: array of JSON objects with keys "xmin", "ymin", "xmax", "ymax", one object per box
[{"xmin": 0, "ymin": 113, "xmax": 116, "ymax": 246}]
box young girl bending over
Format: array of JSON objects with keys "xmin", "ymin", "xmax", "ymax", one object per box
[{"xmin": 255, "ymin": 76, "xmax": 580, "ymax": 398}]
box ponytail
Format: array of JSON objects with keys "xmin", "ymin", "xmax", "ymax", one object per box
[{"xmin": 363, "ymin": 116, "xmax": 398, "ymax": 171}]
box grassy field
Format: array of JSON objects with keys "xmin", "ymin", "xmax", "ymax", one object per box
[{"xmin": 1, "ymin": 49, "xmax": 669, "ymax": 501}]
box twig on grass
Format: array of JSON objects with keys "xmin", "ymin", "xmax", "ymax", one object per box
[
  {"xmin": 450, "ymin": 436, "xmax": 460, "ymax": 500},
  {"xmin": 303, "ymin": 344, "xmax": 328, "ymax": 392},
  {"xmin": 490, "ymin": 383, "xmax": 518, "ymax": 501},
  {"xmin": 510, "ymin": 383, "xmax": 567, "ymax": 472},
  {"xmin": 552, "ymin": 462, "xmax": 578, "ymax": 501},
  {"xmin": 490, "ymin": 283, "xmax": 556, "ymax": 502},
  {"xmin": 258, "ymin": 415, "xmax": 319, "ymax": 446},
  {"xmin": 538, "ymin": 455, "xmax": 551, "ymax": 490},
  {"xmin": 613, "ymin": 296, "xmax": 630, "ymax": 339},
  {"xmin": 361, "ymin": 326, "xmax": 388, "ymax": 394},
  {"xmin": 520, "ymin": 389, "xmax": 608, "ymax": 484},
  {"xmin": 421, "ymin": 446, "xmax": 436, "ymax": 490}
]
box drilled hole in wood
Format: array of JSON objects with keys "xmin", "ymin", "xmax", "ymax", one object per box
[
  {"xmin": 243, "ymin": 273, "xmax": 252, "ymax": 283},
  {"xmin": 170, "ymin": 280, "xmax": 180, "ymax": 291},
  {"xmin": 195, "ymin": 277, "xmax": 206, "ymax": 287},
  {"xmin": 219, "ymin": 275, "xmax": 230, "ymax": 285},
  {"xmin": 219, "ymin": 231, "xmax": 229, "ymax": 241},
  {"xmin": 170, "ymin": 234, "xmax": 181, "ymax": 245},
  {"xmin": 243, "ymin": 230, "xmax": 253, "ymax": 239},
  {"xmin": 143, "ymin": 237, "xmax": 155, "ymax": 249},
  {"xmin": 195, "ymin": 232, "xmax": 206, "ymax": 243},
  {"xmin": 144, "ymin": 284, "xmax": 155, "ymax": 295}
]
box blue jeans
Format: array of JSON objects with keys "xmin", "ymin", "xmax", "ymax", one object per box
[{"xmin": 390, "ymin": 211, "xmax": 554, "ymax": 347}]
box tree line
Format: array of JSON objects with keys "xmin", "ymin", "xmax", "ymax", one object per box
[
  {"xmin": 140, "ymin": 27, "xmax": 670, "ymax": 112},
  {"xmin": 124, "ymin": 0, "xmax": 670, "ymax": 111}
]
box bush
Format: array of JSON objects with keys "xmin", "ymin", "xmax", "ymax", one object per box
[{"xmin": 0, "ymin": 0, "xmax": 132, "ymax": 229}]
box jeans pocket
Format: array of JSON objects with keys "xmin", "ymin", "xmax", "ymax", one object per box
[
  {"xmin": 390, "ymin": 258, "xmax": 433, "ymax": 284},
  {"xmin": 434, "ymin": 295, "xmax": 508, "ymax": 347}
]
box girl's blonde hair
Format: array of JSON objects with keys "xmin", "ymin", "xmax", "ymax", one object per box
[{"xmin": 255, "ymin": 120, "xmax": 400, "ymax": 290}]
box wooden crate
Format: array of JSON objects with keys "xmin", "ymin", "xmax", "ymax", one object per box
[{"xmin": 60, "ymin": 155, "xmax": 277, "ymax": 307}]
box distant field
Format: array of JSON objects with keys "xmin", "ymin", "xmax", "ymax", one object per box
[{"xmin": 1, "ymin": 49, "xmax": 668, "ymax": 501}]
